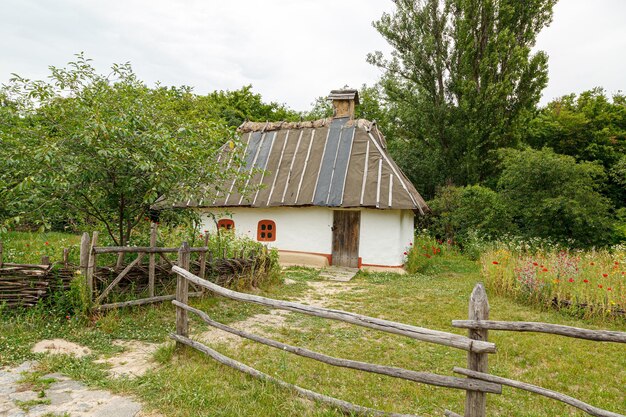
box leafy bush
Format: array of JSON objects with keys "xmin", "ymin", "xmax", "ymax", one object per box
[
  {"xmin": 421, "ymin": 184, "xmax": 515, "ymax": 246},
  {"xmin": 498, "ymin": 147, "xmax": 615, "ymax": 248}
]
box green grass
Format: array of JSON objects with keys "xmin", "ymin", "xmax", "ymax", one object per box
[
  {"xmin": 0, "ymin": 232, "xmax": 625, "ymax": 416},
  {"xmin": 0, "ymin": 231, "xmax": 83, "ymax": 264}
]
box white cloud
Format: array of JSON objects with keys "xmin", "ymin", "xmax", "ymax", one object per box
[{"xmin": 1, "ymin": 0, "xmax": 624, "ymax": 110}]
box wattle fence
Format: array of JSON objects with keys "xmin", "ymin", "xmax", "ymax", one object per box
[{"xmin": 170, "ymin": 244, "xmax": 626, "ymax": 417}]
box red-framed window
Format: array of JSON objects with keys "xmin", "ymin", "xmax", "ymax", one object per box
[
  {"xmin": 257, "ymin": 220, "xmax": 276, "ymax": 241},
  {"xmin": 217, "ymin": 219, "xmax": 235, "ymax": 232}
]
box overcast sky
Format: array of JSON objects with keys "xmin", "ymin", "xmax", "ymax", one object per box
[{"xmin": 1, "ymin": 0, "xmax": 624, "ymax": 111}]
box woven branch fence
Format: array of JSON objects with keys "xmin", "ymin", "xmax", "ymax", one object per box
[{"xmin": 0, "ymin": 242, "xmax": 75, "ymax": 308}]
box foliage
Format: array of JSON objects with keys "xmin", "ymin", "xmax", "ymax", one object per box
[
  {"xmin": 369, "ymin": 0, "xmax": 555, "ymax": 196},
  {"xmin": 482, "ymin": 245, "xmax": 626, "ymax": 318},
  {"xmin": 497, "ymin": 147, "xmax": 614, "ymax": 247},
  {"xmin": 526, "ymin": 88, "xmax": 626, "ymax": 209},
  {"xmin": 422, "ymin": 184, "xmax": 515, "ymax": 245},
  {"xmin": 1, "ymin": 54, "xmax": 244, "ymax": 246},
  {"xmin": 197, "ymin": 85, "xmax": 301, "ymax": 127}
]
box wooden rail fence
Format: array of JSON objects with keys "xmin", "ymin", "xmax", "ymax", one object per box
[
  {"xmin": 170, "ymin": 244, "xmax": 626, "ymax": 417},
  {"xmin": 80, "ymin": 225, "xmax": 268, "ymax": 311}
]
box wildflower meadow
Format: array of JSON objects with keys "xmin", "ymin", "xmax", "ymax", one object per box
[{"xmin": 482, "ymin": 245, "xmax": 625, "ymax": 318}]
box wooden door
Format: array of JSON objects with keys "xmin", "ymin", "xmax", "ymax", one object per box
[{"xmin": 332, "ymin": 211, "xmax": 360, "ymax": 268}]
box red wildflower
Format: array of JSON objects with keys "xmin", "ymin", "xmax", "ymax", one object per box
[
  {"xmin": 602, "ymin": 273, "xmax": 608, "ymax": 278},
  {"xmin": 540, "ymin": 265, "xmax": 544, "ymax": 268},
  {"xmin": 615, "ymin": 262, "xmax": 620, "ymax": 266},
  {"xmin": 409, "ymin": 242, "xmax": 413, "ymax": 246},
  {"xmin": 403, "ymin": 251, "xmax": 407, "ymax": 255},
  {"xmin": 598, "ymin": 284, "xmax": 603, "ymax": 289},
  {"xmin": 45, "ymin": 242, "xmax": 49, "ymax": 245},
  {"xmin": 607, "ymin": 287, "xmax": 612, "ymax": 291},
  {"xmin": 532, "ymin": 262, "xmax": 538, "ymax": 266},
  {"xmin": 590, "ymin": 262, "xmax": 595, "ymax": 266},
  {"xmin": 568, "ymin": 278, "xmax": 574, "ymax": 283},
  {"xmin": 424, "ymin": 254, "xmax": 431, "ymax": 258},
  {"xmin": 542, "ymin": 268, "xmax": 548, "ymax": 272},
  {"xmin": 583, "ymin": 279, "xmax": 589, "ymax": 283},
  {"xmin": 492, "ymin": 261, "xmax": 499, "ymax": 265}
]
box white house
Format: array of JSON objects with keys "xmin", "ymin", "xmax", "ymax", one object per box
[{"xmin": 181, "ymin": 89, "xmax": 428, "ymax": 270}]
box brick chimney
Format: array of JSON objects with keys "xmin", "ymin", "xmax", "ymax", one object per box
[{"xmin": 328, "ymin": 89, "xmax": 359, "ymax": 120}]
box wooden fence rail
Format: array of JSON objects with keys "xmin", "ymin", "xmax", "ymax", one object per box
[
  {"xmin": 452, "ymin": 320, "xmax": 626, "ymax": 343},
  {"xmin": 171, "ymin": 266, "xmax": 495, "ymax": 354},
  {"xmin": 170, "ymin": 245, "xmax": 626, "ymax": 417}
]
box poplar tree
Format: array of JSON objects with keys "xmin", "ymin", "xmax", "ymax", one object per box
[{"xmin": 369, "ymin": 0, "xmax": 556, "ymax": 195}]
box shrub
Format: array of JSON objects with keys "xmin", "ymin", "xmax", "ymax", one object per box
[
  {"xmin": 422, "ymin": 184, "xmax": 515, "ymax": 247},
  {"xmin": 498, "ymin": 147, "xmax": 615, "ymax": 248}
]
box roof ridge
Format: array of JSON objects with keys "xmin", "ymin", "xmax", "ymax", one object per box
[{"xmin": 238, "ymin": 118, "xmax": 375, "ymax": 132}]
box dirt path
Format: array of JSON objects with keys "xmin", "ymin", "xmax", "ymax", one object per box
[{"xmin": 197, "ymin": 277, "xmax": 358, "ymax": 347}]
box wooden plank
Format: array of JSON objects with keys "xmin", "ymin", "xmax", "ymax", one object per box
[
  {"xmin": 453, "ymin": 368, "xmax": 625, "ymax": 417},
  {"xmin": 95, "ymin": 253, "xmax": 144, "ymax": 304},
  {"xmin": 175, "ymin": 242, "xmax": 191, "ymax": 348},
  {"xmin": 79, "ymin": 233, "xmax": 90, "ymax": 281},
  {"xmin": 98, "ymin": 291, "xmax": 203, "ymax": 311},
  {"xmin": 170, "ymin": 334, "xmax": 420, "ymax": 417},
  {"xmin": 148, "ymin": 223, "xmax": 157, "ymax": 297},
  {"xmin": 171, "ymin": 266, "xmax": 496, "ymax": 353},
  {"xmin": 174, "ymin": 301, "xmax": 501, "ymax": 393},
  {"xmin": 86, "ymin": 232, "xmax": 99, "ymax": 303},
  {"xmin": 464, "ymin": 283, "xmax": 490, "ymax": 417},
  {"xmin": 93, "ymin": 246, "xmax": 208, "ymax": 254},
  {"xmin": 452, "ymin": 320, "xmax": 626, "ymax": 344},
  {"xmin": 199, "ymin": 233, "xmax": 209, "ymax": 279}
]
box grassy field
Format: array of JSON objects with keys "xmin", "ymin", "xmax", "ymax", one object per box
[{"xmin": 0, "ymin": 233, "xmax": 625, "ymax": 416}]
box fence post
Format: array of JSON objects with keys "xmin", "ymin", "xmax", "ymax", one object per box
[
  {"xmin": 86, "ymin": 231, "xmax": 99, "ymax": 305},
  {"xmin": 148, "ymin": 222, "xmax": 157, "ymax": 297},
  {"xmin": 199, "ymin": 232, "xmax": 209, "ymax": 280},
  {"xmin": 464, "ymin": 283, "xmax": 490, "ymax": 417},
  {"xmin": 79, "ymin": 233, "xmax": 90, "ymax": 277},
  {"xmin": 176, "ymin": 241, "xmax": 191, "ymax": 348}
]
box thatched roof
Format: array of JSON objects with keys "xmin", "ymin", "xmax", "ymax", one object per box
[{"xmin": 179, "ymin": 117, "xmax": 428, "ymax": 213}]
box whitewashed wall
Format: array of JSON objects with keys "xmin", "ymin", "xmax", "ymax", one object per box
[{"xmin": 198, "ymin": 207, "xmax": 414, "ymax": 267}]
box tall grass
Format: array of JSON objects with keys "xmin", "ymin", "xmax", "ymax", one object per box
[{"xmin": 481, "ymin": 245, "xmax": 625, "ymax": 318}]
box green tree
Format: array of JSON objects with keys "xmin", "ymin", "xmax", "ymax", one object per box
[
  {"xmin": 198, "ymin": 85, "xmax": 300, "ymax": 127},
  {"xmin": 2, "ymin": 55, "xmax": 242, "ymax": 245},
  {"xmin": 369, "ymin": 0, "xmax": 555, "ymax": 196},
  {"xmin": 526, "ymin": 88, "xmax": 626, "ymax": 208},
  {"xmin": 498, "ymin": 147, "xmax": 614, "ymax": 247}
]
